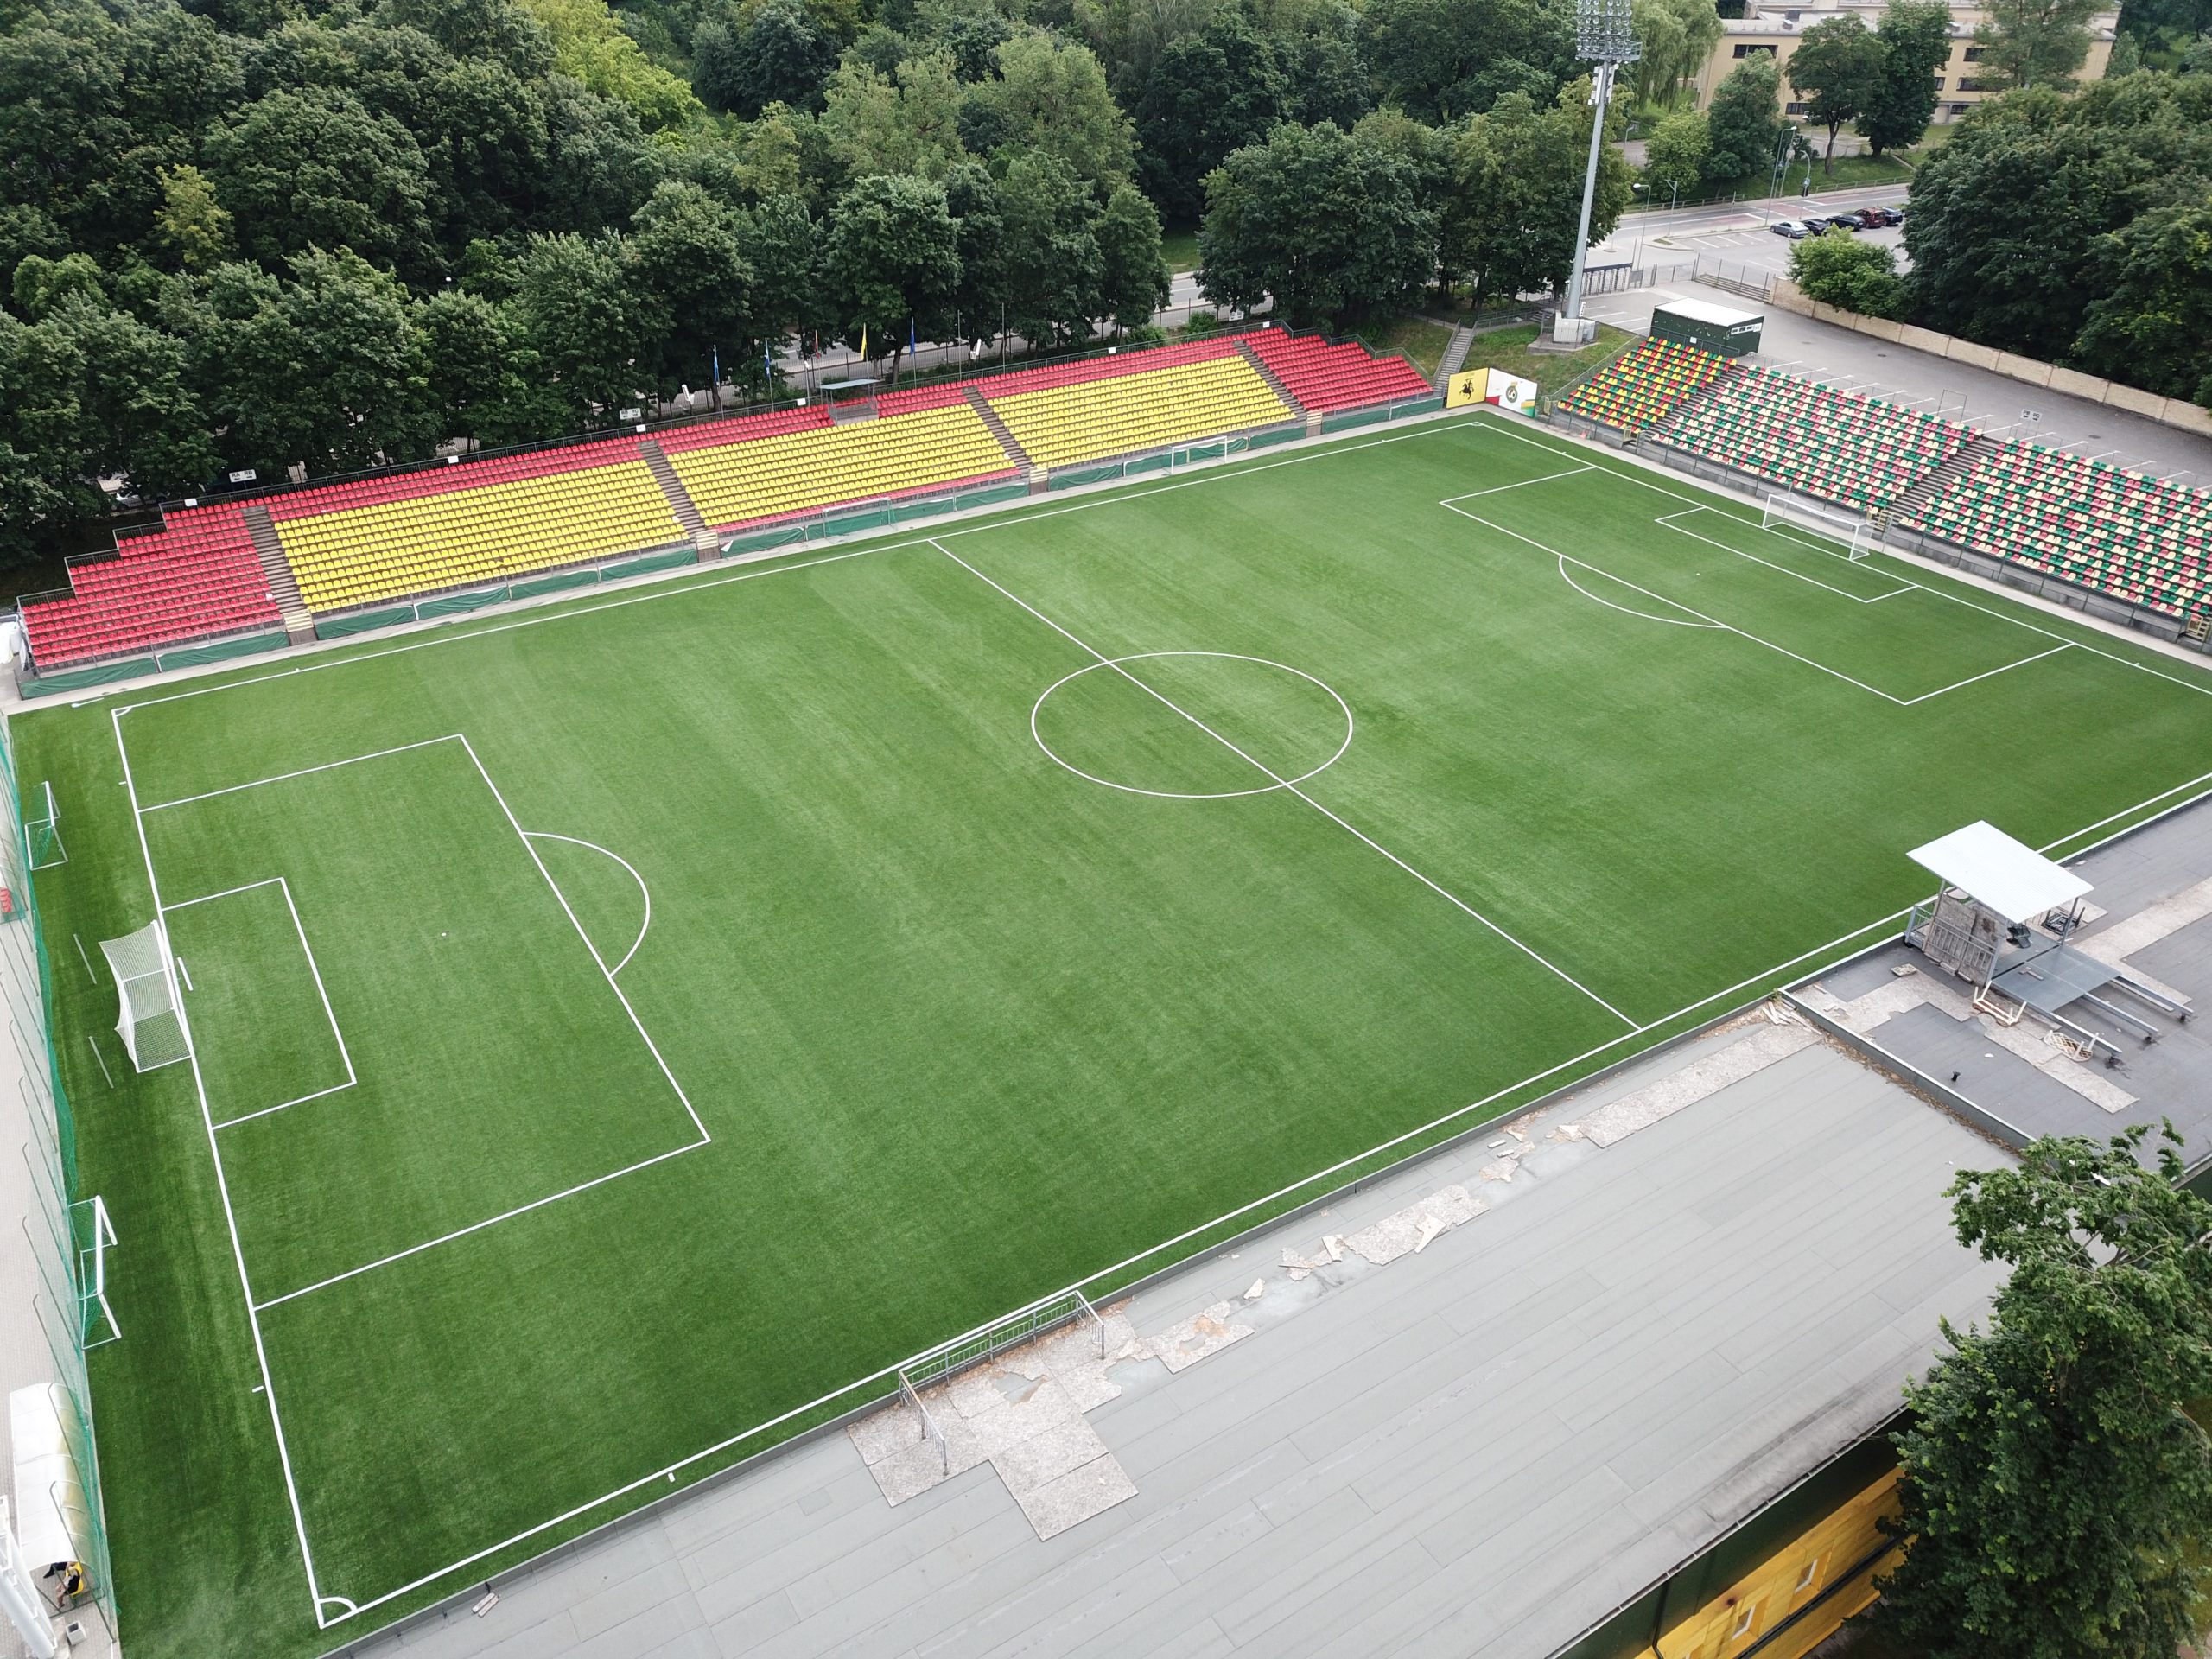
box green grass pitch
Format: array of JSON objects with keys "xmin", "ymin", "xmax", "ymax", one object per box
[{"xmin": 19, "ymin": 409, "xmax": 2212, "ymax": 1656}]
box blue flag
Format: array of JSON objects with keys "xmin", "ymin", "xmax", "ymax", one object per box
[{"xmin": 711, "ymin": 344, "xmax": 720, "ymax": 388}]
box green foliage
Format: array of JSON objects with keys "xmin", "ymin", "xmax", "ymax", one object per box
[
  {"xmin": 507, "ymin": 230, "xmax": 645, "ymax": 419},
  {"xmin": 1443, "ymin": 80, "xmax": 1631, "ymax": 307},
  {"xmin": 1096, "ymin": 181, "xmax": 1169, "ymax": 329},
  {"xmin": 1861, "ymin": 0, "xmax": 1951, "ymax": 154},
  {"xmin": 692, "ymin": 0, "xmax": 837, "ymax": 116},
  {"xmin": 204, "ymin": 87, "xmax": 438, "ymax": 276},
  {"xmin": 2072, "ymin": 200, "xmax": 2212, "ymax": 406},
  {"xmin": 1361, "ymin": 0, "xmax": 1574, "ymax": 120},
  {"xmin": 512, "ymin": 0, "xmax": 704, "ymax": 126},
  {"xmin": 1903, "ymin": 73, "xmax": 2212, "ymax": 362},
  {"xmin": 1630, "ymin": 0, "xmax": 1724, "ymax": 107},
  {"xmin": 1642, "ymin": 106, "xmax": 1710, "ymax": 196},
  {"xmin": 1789, "ymin": 225, "xmax": 1905, "ymax": 315},
  {"xmin": 998, "ymin": 149, "xmax": 1103, "ymax": 348},
  {"xmin": 1788, "ymin": 15, "xmax": 1889, "ymax": 168},
  {"xmin": 1971, "ymin": 0, "xmax": 2103, "ymax": 89},
  {"xmin": 1133, "ymin": 8, "xmax": 1291, "ymax": 224},
  {"xmin": 10, "ymin": 251, "xmax": 105, "ymax": 320},
  {"xmin": 824, "ymin": 172, "xmax": 961, "ymax": 354},
  {"xmin": 821, "ymin": 49, "xmax": 966, "ymax": 179},
  {"xmin": 1198, "ymin": 119, "xmax": 1435, "ymax": 328},
  {"xmin": 969, "ymin": 30, "xmax": 1136, "ymax": 186},
  {"xmin": 1704, "ymin": 52, "xmax": 1784, "ymax": 178},
  {"xmin": 1879, "ymin": 1128, "xmax": 2212, "ymax": 1659},
  {"xmin": 149, "ymin": 164, "xmax": 234, "ymax": 271}
]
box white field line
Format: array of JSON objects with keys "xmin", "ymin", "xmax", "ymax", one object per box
[
  {"xmin": 177, "ymin": 958, "xmax": 194, "ymax": 991},
  {"xmin": 1443, "ymin": 499, "xmax": 1910, "ymax": 704},
  {"xmin": 165, "ymin": 876, "xmax": 359, "ymax": 1132},
  {"xmin": 109, "ymin": 706, "xmax": 331, "ymax": 1621},
  {"xmin": 299, "ymin": 760, "xmax": 2212, "ymax": 1636},
  {"xmin": 1440, "ymin": 464, "xmax": 1598, "ymax": 501},
  {"xmin": 1896, "ymin": 644, "xmax": 2076, "ymax": 706},
  {"xmin": 84, "ymin": 1034, "xmax": 114, "ymax": 1089},
  {"xmin": 1654, "ymin": 509, "xmax": 1912, "ymax": 604},
  {"xmin": 111, "ymin": 419, "xmax": 1491, "ymax": 719},
  {"xmin": 522, "ymin": 832, "xmax": 653, "ymax": 976},
  {"xmin": 1554, "ymin": 556, "xmax": 1719, "ymax": 629},
  {"xmin": 927, "ymin": 537, "xmax": 1642, "ymax": 1030},
  {"xmin": 139, "ymin": 735, "xmax": 466, "ymax": 811},
  {"xmin": 72, "ymin": 934, "xmax": 97, "ymax": 984},
  {"xmin": 1461, "ymin": 413, "xmax": 2212, "ymax": 702}
]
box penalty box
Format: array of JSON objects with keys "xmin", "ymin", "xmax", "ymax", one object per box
[{"xmin": 137, "ymin": 734, "xmax": 707, "ymax": 1309}]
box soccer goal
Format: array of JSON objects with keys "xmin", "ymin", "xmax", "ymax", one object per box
[
  {"xmin": 99, "ymin": 920, "xmax": 190, "ymax": 1072},
  {"xmin": 23, "ymin": 782, "xmax": 64, "ymax": 869},
  {"xmin": 1759, "ymin": 492, "xmax": 1882, "ymax": 562},
  {"xmin": 73, "ymin": 1195, "xmax": 119, "ymax": 1347}
]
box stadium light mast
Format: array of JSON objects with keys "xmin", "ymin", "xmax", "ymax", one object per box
[{"xmin": 1554, "ymin": 0, "xmax": 1639, "ymax": 346}]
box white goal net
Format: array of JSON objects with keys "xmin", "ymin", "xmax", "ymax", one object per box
[
  {"xmin": 1759, "ymin": 492, "xmax": 1880, "ymax": 561},
  {"xmin": 99, "ymin": 920, "xmax": 189, "ymax": 1072}
]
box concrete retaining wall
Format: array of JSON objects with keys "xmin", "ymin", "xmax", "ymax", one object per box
[{"xmin": 1764, "ymin": 279, "xmax": 2212, "ymax": 441}]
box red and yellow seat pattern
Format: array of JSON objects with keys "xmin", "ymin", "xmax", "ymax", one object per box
[{"xmin": 1559, "ymin": 339, "xmax": 1726, "ymax": 433}]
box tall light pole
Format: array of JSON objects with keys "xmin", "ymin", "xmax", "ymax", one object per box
[{"xmin": 1554, "ymin": 0, "xmax": 1638, "ymax": 346}]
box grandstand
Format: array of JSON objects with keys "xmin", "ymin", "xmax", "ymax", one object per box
[
  {"xmin": 13, "ymin": 327, "xmax": 1442, "ymax": 683},
  {"xmin": 1647, "ymin": 362, "xmax": 1972, "ymax": 517},
  {"xmin": 1897, "ymin": 441, "xmax": 2209, "ymax": 624},
  {"xmin": 18, "ymin": 505, "xmax": 282, "ymax": 668},
  {"xmin": 1555, "ymin": 337, "xmax": 1726, "ymax": 435}
]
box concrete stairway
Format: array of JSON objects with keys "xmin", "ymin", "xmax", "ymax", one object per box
[
  {"xmin": 242, "ymin": 503, "xmax": 314, "ymax": 641},
  {"xmin": 1433, "ymin": 324, "xmax": 1477, "ymax": 391},
  {"xmin": 964, "ymin": 385, "xmax": 1033, "ymax": 472},
  {"xmin": 1880, "ymin": 434, "xmax": 1988, "ymax": 531},
  {"xmin": 639, "ymin": 440, "xmax": 719, "ymax": 561},
  {"xmin": 1234, "ymin": 339, "xmax": 1304, "ymax": 415}
]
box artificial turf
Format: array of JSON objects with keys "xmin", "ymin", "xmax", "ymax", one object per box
[{"xmin": 17, "ymin": 408, "xmax": 2212, "ymax": 1656}]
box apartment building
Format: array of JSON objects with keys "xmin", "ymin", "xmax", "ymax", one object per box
[{"xmin": 1693, "ymin": 0, "xmax": 2120, "ymax": 125}]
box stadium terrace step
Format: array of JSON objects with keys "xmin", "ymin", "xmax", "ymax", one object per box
[
  {"xmin": 243, "ymin": 504, "xmax": 315, "ymax": 643},
  {"xmin": 1884, "ymin": 433, "xmax": 1990, "ymax": 529},
  {"xmin": 1235, "ymin": 338, "xmax": 1306, "ymax": 414},
  {"xmin": 639, "ymin": 440, "xmax": 708, "ymax": 541},
  {"xmin": 965, "ymin": 385, "xmax": 1033, "ymax": 473}
]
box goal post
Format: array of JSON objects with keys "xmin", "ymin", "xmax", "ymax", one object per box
[
  {"xmin": 1759, "ymin": 492, "xmax": 1881, "ymax": 562},
  {"xmin": 73, "ymin": 1195, "xmax": 119, "ymax": 1348},
  {"xmin": 98, "ymin": 921, "xmax": 190, "ymax": 1073},
  {"xmin": 24, "ymin": 781, "xmax": 63, "ymax": 869}
]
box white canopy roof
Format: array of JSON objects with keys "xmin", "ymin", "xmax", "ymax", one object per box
[
  {"xmin": 1653, "ymin": 297, "xmax": 1764, "ymax": 328},
  {"xmin": 1907, "ymin": 820, "xmax": 2092, "ymax": 924}
]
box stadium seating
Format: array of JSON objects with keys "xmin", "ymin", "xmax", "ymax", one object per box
[
  {"xmin": 273, "ymin": 463, "xmax": 684, "ymax": 612},
  {"xmin": 989, "ymin": 356, "xmax": 1294, "ymax": 470},
  {"xmin": 970, "ymin": 337, "xmax": 1252, "ymax": 405},
  {"xmin": 1558, "ymin": 338, "xmax": 1726, "ymax": 433},
  {"xmin": 1651, "ymin": 366, "xmax": 1970, "ymax": 515},
  {"xmin": 653, "ymin": 405, "xmax": 831, "ymax": 456},
  {"xmin": 874, "ymin": 383, "xmax": 979, "ymax": 417},
  {"xmin": 670, "ymin": 402, "xmax": 1017, "ymax": 531},
  {"xmin": 1242, "ymin": 329, "xmax": 1432, "ymax": 411},
  {"xmin": 1904, "ymin": 442, "xmax": 2210, "ymax": 622},
  {"xmin": 21, "ymin": 505, "xmax": 281, "ymax": 668}
]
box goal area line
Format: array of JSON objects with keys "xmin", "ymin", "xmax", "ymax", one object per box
[{"xmin": 283, "ymin": 762, "xmax": 2212, "ymax": 1633}]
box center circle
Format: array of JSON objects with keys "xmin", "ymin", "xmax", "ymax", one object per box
[{"xmin": 1030, "ymin": 652, "xmax": 1354, "ymax": 800}]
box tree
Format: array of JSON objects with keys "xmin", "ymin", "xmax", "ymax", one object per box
[
  {"xmin": 507, "ymin": 232, "xmax": 647, "ymax": 421},
  {"xmin": 1361, "ymin": 0, "xmax": 1575, "ymax": 120},
  {"xmin": 739, "ymin": 193, "xmax": 826, "ymax": 352},
  {"xmin": 1789, "ymin": 226, "xmax": 1905, "ymax": 313},
  {"xmin": 1630, "ymin": 0, "xmax": 1725, "ymax": 107},
  {"xmin": 1861, "ymin": 0, "xmax": 1952, "ymax": 155},
  {"xmin": 1441, "ymin": 81, "xmax": 1632, "ymax": 309},
  {"xmin": 820, "ymin": 51, "xmax": 967, "ymax": 179},
  {"xmin": 1096, "ymin": 181, "xmax": 1170, "ymax": 331},
  {"xmin": 1972, "ymin": 0, "xmax": 2101, "ymax": 88},
  {"xmin": 1133, "ymin": 11, "xmax": 1289, "ymax": 224},
  {"xmin": 10, "ymin": 253, "xmax": 105, "ymax": 321},
  {"xmin": 1788, "ymin": 16, "xmax": 1889, "ymax": 170},
  {"xmin": 416, "ymin": 287, "xmax": 565, "ymax": 445},
  {"xmin": 823, "ymin": 174, "xmax": 962, "ymax": 360},
  {"xmin": 630, "ymin": 181, "xmax": 756, "ymax": 388},
  {"xmin": 202, "ymin": 88, "xmax": 438, "ymax": 276},
  {"xmin": 2071, "ymin": 200, "xmax": 2212, "ymax": 407},
  {"xmin": 149, "ymin": 164, "xmax": 234, "ymax": 273},
  {"xmin": 1643, "ymin": 107, "xmax": 1711, "ymax": 200},
  {"xmin": 971, "ymin": 32, "xmax": 1136, "ymax": 186},
  {"xmin": 512, "ymin": 0, "xmax": 704, "ymax": 128},
  {"xmin": 1198, "ymin": 121, "xmax": 1436, "ymax": 329},
  {"xmin": 942, "ymin": 161, "xmax": 1007, "ymax": 337},
  {"xmin": 998, "ymin": 150, "xmax": 1103, "ymax": 348},
  {"xmin": 1878, "ymin": 1128, "xmax": 2212, "ymax": 1659},
  {"xmin": 695, "ymin": 1, "xmax": 838, "ymax": 117},
  {"xmin": 1704, "ymin": 53, "xmax": 1784, "ymax": 180}
]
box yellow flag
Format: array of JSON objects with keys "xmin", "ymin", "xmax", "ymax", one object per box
[{"xmin": 860, "ymin": 325, "xmax": 868, "ymax": 360}]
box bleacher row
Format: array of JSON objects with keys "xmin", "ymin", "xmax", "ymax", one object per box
[
  {"xmin": 20, "ymin": 328, "xmax": 1430, "ymax": 670},
  {"xmin": 1560, "ymin": 339, "xmax": 2211, "ymax": 627}
]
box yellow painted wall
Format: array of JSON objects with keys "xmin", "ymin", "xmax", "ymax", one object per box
[{"xmin": 1624, "ymin": 1469, "xmax": 1899, "ymax": 1659}]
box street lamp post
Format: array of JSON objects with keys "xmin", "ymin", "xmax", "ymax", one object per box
[
  {"xmin": 1769, "ymin": 123, "xmax": 1797, "ymax": 203},
  {"xmin": 1554, "ymin": 0, "xmax": 1639, "ymax": 346}
]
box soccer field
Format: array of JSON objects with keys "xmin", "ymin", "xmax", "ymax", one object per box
[{"xmin": 21, "ymin": 408, "xmax": 2212, "ymax": 1656}]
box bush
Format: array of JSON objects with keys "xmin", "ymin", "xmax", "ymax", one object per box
[{"xmin": 1789, "ymin": 227, "xmax": 1905, "ymax": 317}]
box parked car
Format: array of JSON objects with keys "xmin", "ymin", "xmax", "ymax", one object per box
[
  {"xmin": 1770, "ymin": 219, "xmax": 1812, "ymax": 238},
  {"xmin": 1800, "ymin": 217, "xmax": 1836, "ymax": 235},
  {"xmin": 1857, "ymin": 206, "xmax": 1904, "ymax": 227},
  {"xmin": 1817, "ymin": 214, "xmax": 1863, "ymax": 232}
]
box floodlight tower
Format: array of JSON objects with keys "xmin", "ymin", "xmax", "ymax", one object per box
[{"xmin": 1554, "ymin": 0, "xmax": 1639, "ymax": 346}]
